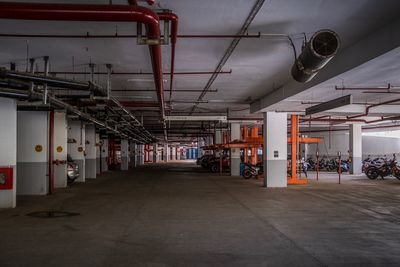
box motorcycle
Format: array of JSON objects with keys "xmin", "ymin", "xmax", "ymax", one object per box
[
  {"xmin": 242, "ymin": 162, "xmax": 263, "ymax": 179},
  {"xmin": 365, "ymin": 154, "xmax": 400, "ymax": 180}
]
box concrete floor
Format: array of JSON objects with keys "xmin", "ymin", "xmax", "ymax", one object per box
[{"xmin": 1, "ymin": 161, "xmax": 400, "ymax": 267}]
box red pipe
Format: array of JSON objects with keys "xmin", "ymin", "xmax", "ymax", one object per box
[
  {"xmin": 157, "ymin": 12, "xmax": 178, "ymax": 101},
  {"xmin": 0, "ymin": 2, "xmax": 166, "ymax": 118},
  {"xmin": 347, "ymin": 98, "xmax": 400, "ymax": 119}
]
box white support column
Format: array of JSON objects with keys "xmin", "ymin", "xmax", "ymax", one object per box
[
  {"xmin": 53, "ymin": 111, "xmax": 68, "ymax": 188},
  {"xmin": 0, "ymin": 98, "xmax": 17, "ymax": 208},
  {"xmin": 96, "ymin": 133, "xmax": 101, "ymax": 174},
  {"xmin": 68, "ymin": 120, "xmax": 86, "ymax": 182},
  {"xmin": 153, "ymin": 143, "xmax": 158, "ymax": 163},
  {"xmin": 17, "ymin": 111, "xmax": 49, "ymax": 195},
  {"xmin": 129, "ymin": 142, "xmax": 137, "ymax": 168},
  {"xmin": 164, "ymin": 143, "xmax": 169, "ymax": 162},
  {"xmin": 230, "ymin": 123, "xmax": 241, "ymax": 176},
  {"xmin": 215, "ymin": 130, "xmax": 222, "ymax": 157},
  {"xmin": 85, "ymin": 124, "xmax": 96, "ymax": 179},
  {"xmin": 120, "ymin": 140, "xmax": 129, "ymax": 170},
  {"xmin": 177, "ymin": 147, "xmax": 181, "ymax": 160},
  {"xmin": 264, "ymin": 112, "xmax": 287, "ymax": 188},
  {"xmin": 100, "ymin": 138, "xmax": 108, "ymax": 172},
  {"xmin": 172, "ymin": 146, "xmax": 177, "ymax": 161},
  {"xmin": 349, "ymin": 124, "xmax": 362, "ymax": 174},
  {"xmin": 139, "ymin": 144, "xmax": 145, "ymax": 165}
]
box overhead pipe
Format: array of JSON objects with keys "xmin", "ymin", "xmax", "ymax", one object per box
[
  {"xmin": 157, "ymin": 11, "xmax": 178, "ymax": 100},
  {"xmin": 0, "ymin": 1, "xmax": 166, "ymax": 119},
  {"xmin": 0, "ymin": 33, "xmax": 261, "ymax": 39},
  {"xmin": 335, "ymin": 84, "xmax": 395, "ymax": 91},
  {"xmin": 34, "ymin": 70, "xmax": 232, "ymax": 76},
  {"xmin": 347, "ymin": 98, "xmax": 400, "ymax": 119}
]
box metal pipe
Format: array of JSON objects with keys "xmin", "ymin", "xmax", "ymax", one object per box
[
  {"xmin": 157, "ymin": 11, "xmax": 178, "ymax": 101},
  {"xmin": 347, "ymin": 98, "xmax": 400, "ymax": 119},
  {"xmin": 34, "ymin": 70, "xmax": 232, "ymax": 76},
  {"xmin": 335, "ymin": 84, "xmax": 393, "ymax": 91},
  {"xmin": 0, "ymin": 33, "xmax": 261, "ymax": 39},
  {"xmin": 0, "ymin": 1, "xmax": 166, "ymax": 120},
  {"xmin": 43, "ymin": 56, "xmax": 49, "ymax": 104},
  {"xmin": 106, "ymin": 64, "xmax": 112, "ymax": 100}
]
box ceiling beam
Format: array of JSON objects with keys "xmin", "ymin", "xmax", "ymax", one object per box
[{"xmin": 250, "ymin": 17, "xmax": 400, "ymax": 113}]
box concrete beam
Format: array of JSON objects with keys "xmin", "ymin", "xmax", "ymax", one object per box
[{"xmin": 251, "ymin": 18, "xmax": 400, "ymax": 113}]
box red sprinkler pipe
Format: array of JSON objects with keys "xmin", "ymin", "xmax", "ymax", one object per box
[
  {"xmin": 347, "ymin": 98, "xmax": 400, "ymax": 119},
  {"xmin": 157, "ymin": 12, "xmax": 178, "ymax": 101},
  {"xmin": 0, "ymin": 2, "xmax": 166, "ymax": 118}
]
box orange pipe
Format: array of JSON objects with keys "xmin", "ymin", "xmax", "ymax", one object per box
[
  {"xmin": 250, "ymin": 127, "xmax": 258, "ymax": 165},
  {"xmin": 291, "ymin": 115, "xmax": 297, "ymax": 180}
]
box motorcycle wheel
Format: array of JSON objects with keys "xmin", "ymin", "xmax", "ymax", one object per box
[
  {"xmin": 243, "ymin": 169, "xmax": 253, "ymax": 179},
  {"xmin": 393, "ymin": 167, "xmax": 400, "ymax": 180},
  {"xmin": 365, "ymin": 168, "xmax": 379, "ymax": 180},
  {"xmin": 210, "ymin": 164, "xmax": 218, "ymax": 173}
]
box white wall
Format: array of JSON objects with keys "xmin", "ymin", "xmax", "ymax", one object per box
[
  {"xmin": 307, "ymin": 131, "xmax": 400, "ymax": 158},
  {"xmin": 0, "ymin": 98, "xmax": 17, "ymax": 208}
]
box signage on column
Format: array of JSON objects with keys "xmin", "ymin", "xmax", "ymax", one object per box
[{"xmin": 35, "ymin": 144, "xmax": 43, "ymax": 152}]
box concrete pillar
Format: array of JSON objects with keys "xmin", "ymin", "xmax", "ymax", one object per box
[
  {"xmin": 129, "ymin": 142, "xmax": 137, "ymax": 168},
  {"xmin": 85, "ymin": 124, "xmax": 96, "ymax": 179},
  {"xmin": 153, "ymin": 143, "xmax": 158, "ymax": 163},
  {"xmin": 17, "ymin": 111, "xmax": 49, "ymax": 195},
  {"xmin": 0, "ymin": 98, "xmax": 17, "ymax": 208},
  {"xmin": 264, "ymin": 112, "xmax": 287, "ymax": 188},
  {"xmin": 138, "ymin": 144, "xmax": 145, "ymax": 165},
  {"xmin": 177, "ymin": 147, "xmax": 181, "ymax": 160},
  {"xmin": 215, "ymin": 130, "xmax": 222, "ymax": 144},
  {"xmin": 68, "ymin": 121, "xmax": 86, "ymax": 182},
  {"xmin": 230, "ymin": 123, "xmax": 241, "ymax": 176},
  {"xmin": 349, "ymin": 124, "xmax": 362, "ymax": 174},
  {"xmin": 164, "ymin": 143, "xmax": 169, "ymax": 162},
  {"xmin": 120, "ymin": 140, "xmax": 129, "ymax": 170},
  {"xmin": 100, "ymin": 138, "xmax": 108, "ymax": 172},
  {"xmin": 53, "ymin": 111, "xmax": 68, "ymax": 188},
  {"xmin": 172, "ymin": 146, "xmax": 177, "ymax": 161},
  {"xmin": 96, "ymin": 133, "xmax": 101, "ymax": 174}
]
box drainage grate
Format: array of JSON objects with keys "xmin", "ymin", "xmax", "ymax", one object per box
[{"xmin": 27, "ymin": 211, "xmax": 80, "ymax": 218}]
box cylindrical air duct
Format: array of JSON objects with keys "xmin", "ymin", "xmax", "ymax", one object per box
[{"xmin": 291, "ymin": 29, "xmax": 340, "ymax": 83}]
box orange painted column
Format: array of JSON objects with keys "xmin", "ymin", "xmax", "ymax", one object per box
[
  {"xmin": 288, "ymin": 114, "xmax": 307, "ymax": 185},
  {"xmin": 251, "ymin": 127, "xmax": 258, "ymax": 165},
  {"xmin": 291, "ymin": 115, "xmax": 297, "ymax": 180},
  {"xmin": 243, "ymin": 126, "xmax": 248, "ymax": 163}
]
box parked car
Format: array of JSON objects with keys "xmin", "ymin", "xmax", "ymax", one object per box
[
  {"xmin": 198, "ymin": 154, "xmax": 214, "ymax": 168},
  {"xmin": 209, "ymin": 155, "xmax": 230, "ymax": 173},
  {"xmin": 67, "ymin": 154, "xmax": 79, "ymax": 185}
]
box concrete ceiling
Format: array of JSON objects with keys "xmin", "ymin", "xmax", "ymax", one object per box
[{"xmin": 1, "ymin": 0, "xmax": 400, "ymax": 139}]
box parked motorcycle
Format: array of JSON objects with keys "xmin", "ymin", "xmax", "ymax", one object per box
[
  {"xmin": 365, "ymin": 154, "xmax": 400, "ymax": 180},
  {"xmin": 242, "ymin": 162, "xmax": 263, "ymax": 179}
]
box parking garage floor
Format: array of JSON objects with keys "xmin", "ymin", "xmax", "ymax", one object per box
[{"xmin": 1, "ymin": 161, "xmax": 400, "ymax": 267}]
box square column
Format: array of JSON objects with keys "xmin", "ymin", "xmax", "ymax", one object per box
[
  {"xmin": 68, "ymin": 120, "xmax": 86, "ymax": 182},
  {"xmin": 138, "ymin": 144, "xmax": 145, "ymax": 165},
  {"xmin": 153, "ymin": 143, "xmax": 158, "ymax": 163},
  {"xmin": 177, "ymin": 147, "xmax": 181, "ymax": 160},
  {"xmin": 120, "ymin": 140, "xmax": 129, "ymax": 170},
  {"xmin": 264, "ymin": 112, "xmax": 287, "ymax": 188},
  {"xmin": 0, "ymin": 98, "xmax": 17, "ymax": 208},
  {"xmin": 85, "ymin": 124, "xmax": 96, "ymax": 179},
  {"xmin": 349, "ymin": 124, "xmax": 362, "ymax": 174},
  {"xmin": 100, "ymin": 138, "xmax": 108, "ymax": 172},
  {"xmin": 230, "ymin": 123, "xmax": 241, "ymax": 176},
  {"xmin": 164, "ymin": 143, "xmax": 169, "ymax": 162},
  {"xmin": 53, "ymin": 111, "xmax": 68, "ymax": 188},
  {"xmin": 129, "ymin": 142, "xmax": 137, "ymax": 168},
  {"xmin": 17, "ymin": 111, "xmax": 49, "ymax": 195},
  {"xmin": 96, "ymin": 133, "xmax": 101, "ymax": 174}
]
